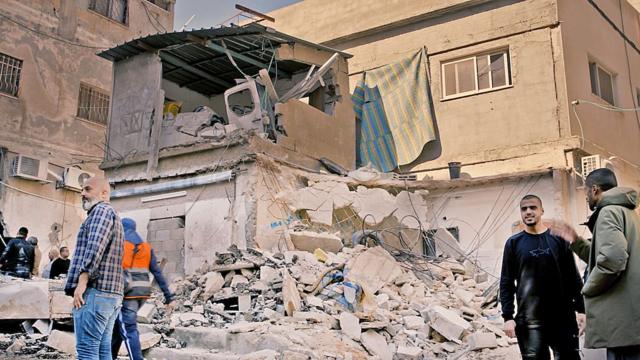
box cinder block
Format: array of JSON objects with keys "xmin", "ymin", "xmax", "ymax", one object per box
[
  {"xmin": 170, "ymin": 229, "xmax": 185, "ymax": 241},
  {"xmin": 150, "ymin": 205, "xmax": 185, "ymax": 220},
  {"xmin": 148, "ymin": 218, "xmax": 183, "ymax": 231},
  {"xmin": 467, "ymin": 332, "xmax": 497, "ymax": 350}
]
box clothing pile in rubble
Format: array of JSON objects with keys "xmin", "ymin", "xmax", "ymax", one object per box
[{"xmin": 133, "ymin": 244, "xmax": 519, "ymax": 359}]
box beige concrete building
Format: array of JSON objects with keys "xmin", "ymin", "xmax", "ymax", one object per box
[
  {"xmin": 266, "ymin": 0, "xmax": 640, "ymax": 275},
  {"xmin": 0, "ymin": 0, "xmax": 174, "ymax": 274}
]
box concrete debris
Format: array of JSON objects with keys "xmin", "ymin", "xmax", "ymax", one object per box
[
  {"xmin": 45, "ymin": 330, "xmax": 75, "ymax": 354},
  {"xmin": 288, "ymin": 230, "xmax": 344, "ymax": 253},
  {"xmin": 2, "ymin": 241, "xmax": 516, "ymax": 359}
]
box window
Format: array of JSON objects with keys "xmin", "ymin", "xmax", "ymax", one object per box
[
  {"xmin": 0, "ymin": 52, "xmax": 22, "ymax": 97},
  {"xmin": 422, "ymin": 227, "xmax": 460, "ymax": 257},
  {"xmin": 89, "ymin": 0, "xmax": 127, "ymax": 24},
  {"xmin": 77, "ymin": 83, "xmax": 110, "ymax": 125},
  {"xmin": 146, "ymin": 0, "xmax": 171, "ymax": 11},
  {"xmin": 442, "ymin": 50, "xmax": 511, "ymax": 98},
  {"xmin": 589, "ymin": 62, "xmax": 615, "ymax": 105}
]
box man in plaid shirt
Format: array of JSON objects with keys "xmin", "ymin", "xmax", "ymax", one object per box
[{"xmin": 65, "ymin": 177, "xmax": 124, "ymax": 359}]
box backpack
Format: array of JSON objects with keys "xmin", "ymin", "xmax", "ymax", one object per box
[{"xmin": 123, "ymin": 241, "xmax": 153, "ymax": 299}]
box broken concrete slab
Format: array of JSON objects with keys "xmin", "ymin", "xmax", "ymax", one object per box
[
  {"xmin": 203, "ymin": 271, "xmax": 225, "ymax": 300},
  {"xmin": 345, "ymin": 246, "xmax": 404, "ymax": 294},
  {"xmin": 180, "ymin": 312, "xmax": 207, "ymax": 323},
  {"xmin": 396, "ymin": 346, "xmax": 422, "ymax": 360},
  {"xmin": 260, "ymin": 266, "xmax": 280, "ymax": 284},
  {"xmin": 282, "ymin": 270, "xmax": 301, "ymax": 316},
  {"xmin": 288, "ymin": 230, "xmax": 343, "ymax": 253},
  {"xmin": 46, "ymin": 330, "xmax": 75, "ymax": 354},
  {"xmin": 140, "ymin": 332, "xmax": 162, "ymax": 350},
  {"xmin": 360, "ymin": 330, "xmax": 392, "ymax": 360},
  {"xmin": 403, "ymin": 315, "xmax": 425, "ymax": 330},
  {"xmin": 466, "ymin": 332, "xmax": 498, "ymax": 350},
  {"xmin": 339, "ymin": 312, "xmax": 361, "ymax": 340},
  {"xmin": 434, "ymin": 228, "xmax": 464, "ymax": 261},
  {"xmin": 0, "ymin": 279, "xmax": 49, "ymax": 319},
  {"xmin": 137, "ymin": 302, "xmax": 157, "ymax": 323},
  {"xmin": 429, "ymin": 306, "xmax": 472, "ymax": 342}
]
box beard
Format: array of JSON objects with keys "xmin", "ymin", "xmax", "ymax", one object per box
[{"xmin": 82, "ymin": 197, "xmax": 99, "ymax": 211}]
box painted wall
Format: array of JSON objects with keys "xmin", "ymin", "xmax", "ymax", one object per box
[
  {"xmin": 268, "ymin": 0, "xmax": 570, "ymax": 179},
  {"xmin": 0, "ymin": 0, "xmax": 174, "ymax": 275},
  {"xmin": 425, "ymin": 174, "xmax": 557, "ymax": 275},
  {"xmin": 558, "ymin": 0, "xmax": 640, "ymax": 189}
]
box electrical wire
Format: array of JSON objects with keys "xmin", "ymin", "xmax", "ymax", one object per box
[
  {"xmin": 0, "ymin": 12, "xmax": 109, "ymax": 49},
  {"xmin": 573, "ymin": 99, "xmax": 640, "ymax": 112},
  {"xmin": 0, "ymin": 181, "xmax": 81, "ymax": 208}
]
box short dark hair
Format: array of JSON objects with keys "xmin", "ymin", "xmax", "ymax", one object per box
[
  {"xmin": 520, "ymin": 194, "xmax": 542, "ymax": 206},
  {"xmin": 60, "ymin": 246, "xmax": 69, "ymax": 253},
  {"xmin": 586, "ymin": 168, "xmax": 617, "ymax": 191},
  {"xmin": 18, "ymin": 227, "xmax": 28, "ymax": 236}
]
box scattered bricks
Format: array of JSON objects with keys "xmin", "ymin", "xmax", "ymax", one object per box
[
  {"xmin": 339, "ymin": 312, "xmax": 361, "ymax": 340},
  {"xmin": 137, "ymin": 302, "xmax": 157, "ymax": 323},
  {"xmin": 396, "ymin": 346, "xmax": 422, "ymax": 360},
  {"xmin": 46, "ymin": 330, "xmax": 75, "ymax": 354},
  {"xmin": 466, "ymin": 332, "xmax": 498, "ymax": 350},
  {"xmin": 403, "ymin": 316, "xmax": 425, "ymax": 330},
  {"xmin": 360, "ymin": 330, "xmax": 392, "ymax": 360},
  {"xmin": 429, "ymin": 306, "xmax": 472, "ymax": 342},
  {"xmin": 238, "ymin": 295, "xmax": 252, "ymax": 312}
]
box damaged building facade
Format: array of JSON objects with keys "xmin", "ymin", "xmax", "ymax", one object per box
[
  {"xmin": 0, "ymin": 0, "xmax": 174, "ymax": 273},
  {"xmin": 99, "ymin": 24, "xmax": 360, "ymax": 279},
  {"xmin": 266, "ymin": 0, "xmax": 640, "ymax": 272}
]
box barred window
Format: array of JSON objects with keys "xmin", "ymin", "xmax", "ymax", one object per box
[
  {"xmin": 146, "ymin": 0, "xmax": 171, "ymax": 11},
  {"xmin": 0, "ymin": 52, "xmax": 22, "ymax": 97},
  {"xmin": 89, "ymin": 0, "xmax": 127, "ymax": 24},
  {"xmin": 77, "ymin": 83, "xmax": 110, "ymax": 125}
]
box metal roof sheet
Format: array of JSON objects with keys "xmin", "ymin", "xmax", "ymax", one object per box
[{"xmin": 98, "ymin": 23, "xmax": 351, "ymax": 96}]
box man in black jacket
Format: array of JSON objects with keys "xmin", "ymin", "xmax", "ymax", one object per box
[
  {"xmin": 0, "ymin": 227, "xmax": 35, "ymax": 279},
  {"xmin": 500, "ymin": 195, "xmax": 585, "ymax": 360}
]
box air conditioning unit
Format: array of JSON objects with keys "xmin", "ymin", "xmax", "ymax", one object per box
[
  {"xmin": 63, "ymin": 167, "xmax": 94, "ymax": 192},
  {"xmin": 11, "ymin": 155, "xmax": 48, "ymax": 181},
  {"xmin": 581, "ymin": 154, "xmax": 613, "ymax": 178}
]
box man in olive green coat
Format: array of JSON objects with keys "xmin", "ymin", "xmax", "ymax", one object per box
[{"xmin": 553, "ymin": 168, "xmax": 640, "ymax": 359}]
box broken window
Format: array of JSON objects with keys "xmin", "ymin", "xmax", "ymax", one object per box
[
  {"xmin": 89, "ymin": 0, "xmax": 127, "ymax": 24},
  {"xmin": 422, "ymin": 227, "xmax": 459, "ymax": 257},
  {"xmin": 442, "ymin": 50, "xmax": 511, "ymax": 98},
  {"xmin": 227, "ymin": 88, "xmax": 256, "ymax": 116},
  {"xmin": 589, "ymin": 62, "xmax": 615, "ymax": 105},
  {"xmin": 77, "ymin": 83, "xmax": 110, "ymax": 125},
  {"xmin": 145, "ymin": 0, "xmax": 170, "ymax": 11},
  {"xmin": 0, "ymin": 52, "xmax": 22, "ymax": 97}
]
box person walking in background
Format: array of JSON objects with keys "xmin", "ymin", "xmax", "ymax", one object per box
[{"xmin": 111, "ymin": 218, "xmax": 175, "ymax": 360}]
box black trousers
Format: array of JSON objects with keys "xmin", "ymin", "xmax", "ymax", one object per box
[{"xmin": 515, "ymin": 321, "xmax": 580, "ymax": 360}]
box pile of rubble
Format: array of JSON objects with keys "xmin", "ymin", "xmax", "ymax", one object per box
[{"xmin": 133, "ymin": 241, "xmax": 518, "ymax": 359}]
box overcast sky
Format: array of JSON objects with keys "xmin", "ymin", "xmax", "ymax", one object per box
[{"xmin": 173, "ymin": 0, "xmax": 301, "ymax": 30}]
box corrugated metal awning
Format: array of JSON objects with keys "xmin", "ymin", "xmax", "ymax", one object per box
[{"xmin": 98, "ymin": 23, "xmax": 351, "ymax": 96}]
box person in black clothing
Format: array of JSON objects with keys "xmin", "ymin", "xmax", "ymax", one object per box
[
  {"xmin": 0, "ymin": 227, "xmax": 35, "ymax": 279},
  {"xmin": 50, "ymin": 246, "xmax": 71, "ymax": 279},
  {"xmin": 500, "ymin": 195, "xmax": 585, "ymax": 360}
]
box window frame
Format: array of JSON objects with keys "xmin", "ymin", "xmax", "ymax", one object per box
[
  {"xmin": 76, "ymin": 82, "xmax": 110, "ymax": 126},
  {"xmin": 88, "ymin": 0, "xmax": 129, "ymax": 26},
  {"xmin": 589, "ymin": 61, "xmax": 616, "ymax": 105},
  {"xmin": 0, "ymin": 52, "xmax": 23, "ymax": 98},
  {"xmin": 441, "ymin": 49, "xmax": 512, "ymax": 100}
]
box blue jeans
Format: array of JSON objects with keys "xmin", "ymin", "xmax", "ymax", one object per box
[
  {"xmin": 73, "ymin": 288, "xmax": 122, "ymax": 360},
  {"xmin": 111, "ymin": 299, "xmax": 146, "ymax": 360}
]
